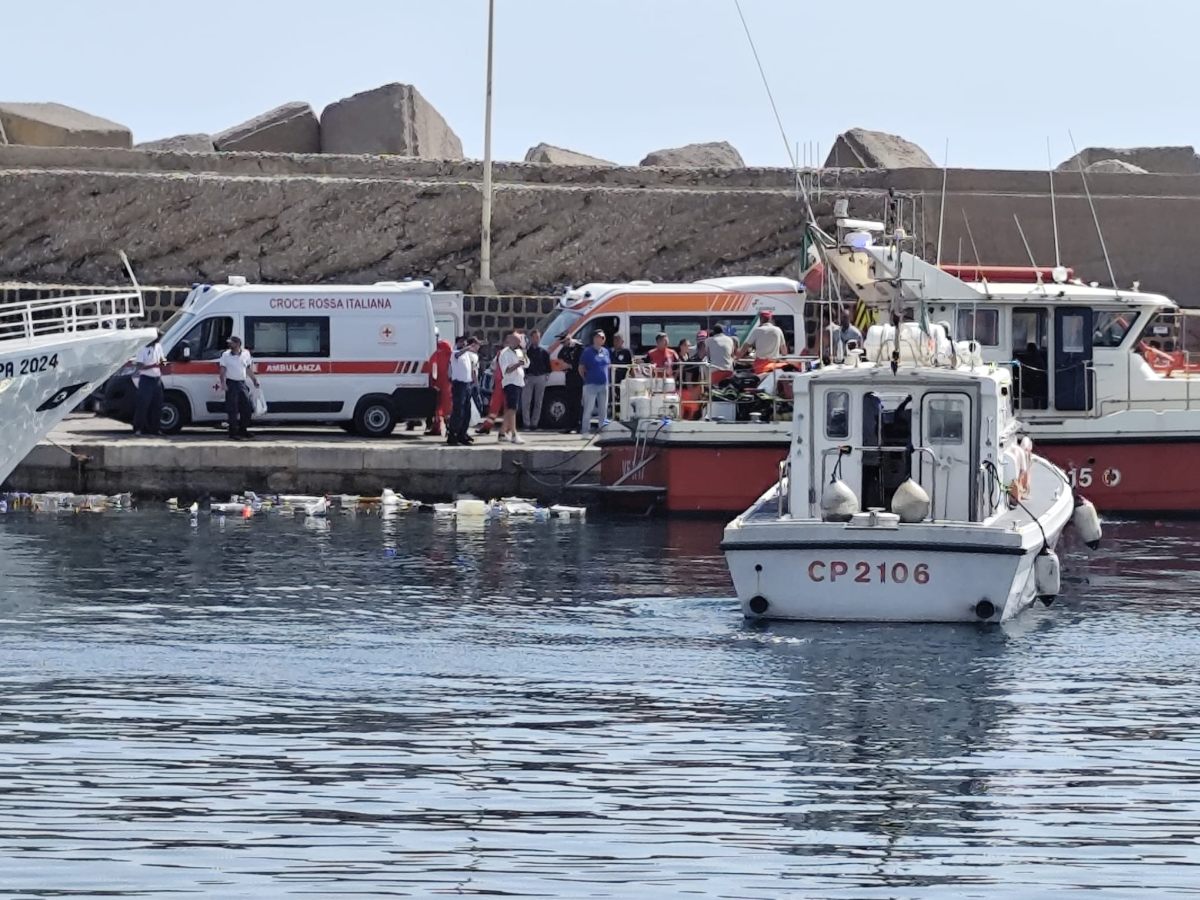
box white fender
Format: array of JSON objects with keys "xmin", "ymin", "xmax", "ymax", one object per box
[
  {"xmin": 890, "ymin": 477, "xmax": 930, "ymax": 523},
  {"xmin": 821, "ymin": 480, "xmax": 859, "ymax": 522},
  {"xmin": 1072, "ymin": 498, "xmax": 1102, "ymax": 549}
]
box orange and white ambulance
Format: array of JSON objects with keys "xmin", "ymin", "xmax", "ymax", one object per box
[
  {"xmin": 532, "ymin": 276, "xmax": 807, "ymax": 428},
  {"xmin": 103, "ymin": 277, "xmax": 462, "ymax": 436}
]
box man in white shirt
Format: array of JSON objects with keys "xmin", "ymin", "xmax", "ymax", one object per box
[
  {"xmin": 737, "ymin": 310, "xmax": 788, "ymax": 373},
  {"xmin": 132, "ymin": 332, "xmax": 167, "ymax": 435},
  {"xmin": 497, "ymin": 331, "xmax": 528, "ymax": 444},
  {"xmin": 217, "ymin": 336, "xmax": 260, "ymax": 441},
  {"xmin": 448, "ymin": 335, "xmax": 480, "ymax": 445}
]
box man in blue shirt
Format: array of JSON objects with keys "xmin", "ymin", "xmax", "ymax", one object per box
[{"xmin": 577, "ymin": 330, "xmax": 611, "ymax": 434}]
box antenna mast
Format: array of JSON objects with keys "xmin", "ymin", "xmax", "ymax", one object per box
[
  {"xmin": 1046, "ymin": 138, "xmax": 1061, "ymax": 269},
  {"xmin": 733, "ymin": 0, "xmax": 816, "ymax": 226},
  {"xmin": 935, "ymin": 139, "xmax": 949, "ymax": 266},
  {"xmin": 1068, "ymin": 130, "xmax": 1118, "ymax": 291}
]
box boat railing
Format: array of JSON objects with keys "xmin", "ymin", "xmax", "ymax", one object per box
[
  {"xmin": 0, "ymin": 291, "xmax": 145, "ymax": 344},
  {"xmin": 818, "ymin": 444, "xmax": 939, "ymax": 522},
  {"xmin": 776, "ymin": 457, "xmax": 790, "ymax": 517},
  {"xmin": 609, "ymin": 356, "xmax": 814, "ymax": 424}
]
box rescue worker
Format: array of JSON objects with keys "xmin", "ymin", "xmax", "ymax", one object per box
[
  {"xmin": 737, "ymin": 310, "xmax": 788, "ymax": 374},
  {"xmin": 217, "ymin": 336, "xmax": 260, "ymax": 441},
  {"xmin": 132, "ymin": 331, "xmax": 167, "ymax": 436},
  {"xmin": 448, "ymin": 335, "xmax": 480, "ymax": 445},
  {"xmin": 425, "ymin": 331, "xmax": 453, "ymax": 437}
]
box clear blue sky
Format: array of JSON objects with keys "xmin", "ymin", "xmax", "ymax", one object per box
[{"xmin": 3, "ymin": 0, "xmax": 1191, "ymax": 169}]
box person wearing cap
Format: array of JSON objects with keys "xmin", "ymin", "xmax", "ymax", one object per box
[
  {"xmin": 131, "ymin": 331, "xmax": 167, "ymax": 436},
  {"xmin": 217, "ymin": 336, "xmax": 260, "ymax": 440},
  {"xmin": 578, "ymin": 329, "xmax": 611, "ymax": 434},
  {"xmin": 737, "ymin": 310, "xmax": 788, "ymax": 374}
]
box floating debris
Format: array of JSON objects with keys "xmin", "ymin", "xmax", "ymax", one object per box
[{"xmin": 3, "ymin": 492, "xmax": 133, "ymax": 513}]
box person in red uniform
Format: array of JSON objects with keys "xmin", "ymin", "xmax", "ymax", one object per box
[{"xmin": 425, "ymin": 334, "xmax": 454, "ymax": 436}]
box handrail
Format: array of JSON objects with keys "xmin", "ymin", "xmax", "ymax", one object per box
[
  {"xmin": 0, "ymin": 291, "xmax": 145, "ymax": 344},
  {"xmin": 611, "ymin": 356, "xmax": 812, "ymax": 423}
]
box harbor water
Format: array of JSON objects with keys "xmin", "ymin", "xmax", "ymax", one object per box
[{"xmin": 0, "ymin": 509, "xmax": 1198, "ymax": 897}]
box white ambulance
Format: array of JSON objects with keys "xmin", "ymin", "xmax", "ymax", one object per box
[
  {"xmin": 531, "ymin": 276, "xmax": 808, "ymax": 428},
  {"xmin": 104, "ymin": 277, "xmax": 461, "ymax": 436}
]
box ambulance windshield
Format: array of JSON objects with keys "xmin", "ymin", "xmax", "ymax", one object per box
[
  {"xmin": 158, "ymin": 308, "xmax": 194, "ymax": 342},
  {"xmin": 535, "ymin": 307, "xmax": 584, "ymax": 344}
]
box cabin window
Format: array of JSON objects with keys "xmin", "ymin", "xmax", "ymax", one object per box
[
  {"xmin": 956, "ymin": 308, "xmax": 999, "ymax": 346},
  {"xmin": 175, "ymin": 316, "xmax": 233, "ymax": 361},
  {"xmin": 926, "ymin": 397, "xmax": 966, "ymax": 444},
  {"xmin": 1093, "ymin": 311, "xmax": 1134, "ymax": 348},
  {"xmin": 1061, "ymin": 314, "xmax": 1086, "ymax": 354},
  {"xmin": 245, "ymin": 316, "xmax": 330, "ymax": 357},
  {"xmin": 825, "ymin": 390, "xmax": 850, "ymax": 439}
]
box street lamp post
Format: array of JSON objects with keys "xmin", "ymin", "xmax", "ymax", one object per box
[{"xmin": 471, "ymin": 0, "xmax": 498, "ymax": 296}]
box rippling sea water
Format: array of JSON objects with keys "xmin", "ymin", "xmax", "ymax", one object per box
[{"xmin": 0, "ymin": 509, "xmax": 1198, "ymax": 898}]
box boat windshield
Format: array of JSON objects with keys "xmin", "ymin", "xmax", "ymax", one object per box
[{"xmin": 534, "ymin": 306, "xmax": 584, "ymax": 343}]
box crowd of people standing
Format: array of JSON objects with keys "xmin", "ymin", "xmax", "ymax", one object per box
[{"xmin": 436, "ymin": 313, "xmax": 796, "ymax": 443}]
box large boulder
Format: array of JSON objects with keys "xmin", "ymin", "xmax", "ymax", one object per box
[
  {"xmin": 640, "ymin": 141, "xmax": 744, "ymax": 168},
  {"xmin": 824, "ymin": 128, "xmax": 934, "ymax": 169},
  {"xmin": 0, "ymin": 102, "xmax": 131, "ymax": 149},
  {"xmin": 137, "ymin": 133, "xmax": 215, "ymax": 153},
  {"xmin": 524, "ymin": 143, "xmax": 614, "ymax": 166},
  {"xmin": 1058, "ymin": 146, "xmax": 1200, "ymax": 175},
  {"xmin": 320, "ymin": 83, "xmax": 463, "ymax": 159},
  {"xmin": 1084, "ymin": 158, "xmax": 1149, "ymax": 175},
  {"xmin": 214, "ymin": 102, "xmax": 319, "ymax": 154}
]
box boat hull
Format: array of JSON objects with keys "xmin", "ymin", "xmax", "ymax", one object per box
[
  {"xmin": 1036, "ymin": 438, "xmax": 1200, "ymax": 513},
  {"xmin": 0, "ymin": 328, "xmax": 155, "ymax": 486},
  {"xmin": 600, "ymin": 425, "xmax": 1200, "ymax": 515},
  {"xmin": 725, "ymin": 540, "xmax": 1039, "ymax": 623},
  {"xmin": 723, "ymin": 457, "xmax": 1075, "ymax": 623}
]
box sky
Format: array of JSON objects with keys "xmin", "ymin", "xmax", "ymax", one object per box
[{"xmin": 2, "ymin": 0, "xmax": 1193, "ymax": 170}]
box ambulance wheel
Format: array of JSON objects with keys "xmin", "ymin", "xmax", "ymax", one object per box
[
  {"xmin": 159, "ymin": 392, "xmax": 188, "ymax": 435},
  {"xmin": 541, "ymin": 388, "xmax": 568, "ymax": 429},
  {"xmin": 353, "ymin": 396, "xmax": 397, "ymax": 437}
]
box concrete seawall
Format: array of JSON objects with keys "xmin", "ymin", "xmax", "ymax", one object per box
[
  {"xmin": 13, "ymin": 418, "xmax": 601, "ymax": 503},
  {"xmin": 4, "ymin": 146, "xmax": 1200, "ymax": 303}
]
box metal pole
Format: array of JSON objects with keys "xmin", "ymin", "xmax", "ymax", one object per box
[{"xmin": 472, "ymin": 0, "xmax": 498, "ymax": 295}]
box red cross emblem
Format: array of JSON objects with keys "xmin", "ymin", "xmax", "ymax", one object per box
[{"xmin": 380, "ymin": 325, "xmax": 394, "ymax": 340}]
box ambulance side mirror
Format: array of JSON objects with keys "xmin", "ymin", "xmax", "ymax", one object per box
[{"xmin": 171, "ymin": 344, "xmax": 191, "ymax": 362}]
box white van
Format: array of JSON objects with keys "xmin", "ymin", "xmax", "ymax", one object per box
[
  {"xmin": 104, "ymin": 277, "xmax": 460, "ymax": 436},
  {"xmin": 531, "ymin": 276, "xmax": 808, "ymax": 428}
]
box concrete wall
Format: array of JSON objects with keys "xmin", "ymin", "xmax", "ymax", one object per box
[{"xmin": 2, "ymin": 145, "xmax": 1199, "ymax": 304}]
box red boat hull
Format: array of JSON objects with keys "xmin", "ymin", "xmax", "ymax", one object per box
[
  {"xmin": 1037, "ymin": 440, "xmax": 1200, "ymax": 513},
  {"xmin": 598, "ymin": 435, "xmax": 1200, "ymax": 515},
  {"xmin": 599, "ymin": 440, "xmax": 787, "ymax": 514}
]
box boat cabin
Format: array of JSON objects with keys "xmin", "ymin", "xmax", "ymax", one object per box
[
  {"xmin": 790, "ymin": 358, "xmax": 1022, "ymax": 524},
  {"xmin": 826, "ymin": 240, "xmax": 1200, "ymax": 421}
]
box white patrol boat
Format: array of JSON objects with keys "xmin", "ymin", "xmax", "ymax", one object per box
[{"xmin": 722, "ymin": 324, "xmax": 1100, "ymax": 623}]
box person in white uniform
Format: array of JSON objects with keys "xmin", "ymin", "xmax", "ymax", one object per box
[
  {"xmin": 132, "ymin": 332, "xmax": 167, "ymax": 435},
  {"xmin": 217, "ymin": 336, "xmax": 260, "ymax": 440}
]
